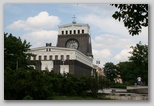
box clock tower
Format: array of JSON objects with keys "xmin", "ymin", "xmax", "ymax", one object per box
[{"xmin": 57, "ymin": 20, "xmax": 93, "ymax": 58}]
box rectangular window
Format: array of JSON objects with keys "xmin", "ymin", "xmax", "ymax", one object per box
[
  {"xmin": 62, "ymin": 31, "xmax": 64, "ymax": 35},
  {"xmin": 44, "ymin": 55, "xmax": 47, "ymax": 60},
  {"xmin": 78, "ymin": 30, "xmax": 80, "ymax": 34},
  {"xmin": 66, "ymin": 31, "xmax": 68, "ymax": 34},
  {"xmin": 46, "ymin": 48, "xmax": 48, "ymax": 52},
  {"xmin": 74, "ymin": 30, "xmax": 76, "ymax": 34},
  {"xmin": 39, "ymin": 56, "xmax": 41, "ymax": 60},
  {"xmin": 82, "ymin": 30, "xmax": 84, "ymax": 34},
  {"xmin": 70, "ymin": 30, "xmax": 72, "ymax": 34},
  {"xmin": 49, "ymin": 48, "xmax": 51, "ymax": 51},
  {"xmin": 49, "ymin": 55, "xmax": 52, "ymax": 60},
  {"xmin": 55, "ymin": 55, "xmax": 58, "ymax": 60},
  {"xmin": 66, "ymin": 55, "xmax": 70, "ymax": 60},
  {"xmin": 61, "ymin": 55, "xmax": 64, "ymax": 60}
]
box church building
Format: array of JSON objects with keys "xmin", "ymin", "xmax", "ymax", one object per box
[{"xmin": 27, "ymin": 19, "xmax": 95, "ymax": 76}]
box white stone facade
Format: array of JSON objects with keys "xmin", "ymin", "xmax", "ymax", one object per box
[
  {"xmin": 58, "ymin": 23, "xmax": 90, "ymax": 35},
  {"xmin": 27, "ymin": 46, "xmax": 93, "ymax": 72}
]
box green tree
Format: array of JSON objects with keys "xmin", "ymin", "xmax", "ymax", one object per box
[
  {"xmin": 103, "ymin": 62, "xmax": 117, "ymax": 82},
  {"xmin": 4, "ymin": 32, "xmax": 32, "ymax": 70},
  {"xmin": 116, "ymin": 61, "xmax": 135, "ymax": 84},
  {"xmin": 4, "ymin": 69, "xmax": 54, "ymax": 100},
  {"xmin": 111, "ymin": 4, "xmax": 148, "ymax": 36},
  {"xmin": 129, "ymin": 42, "xmax": 148, "ymax": 85}
]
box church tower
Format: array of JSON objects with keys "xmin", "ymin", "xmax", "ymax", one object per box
[{"xmin": 57, "ymin": 18, "xmax": 93, "ymax": 58}]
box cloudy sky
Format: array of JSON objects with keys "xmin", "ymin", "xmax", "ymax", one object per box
[{"xmin": 4, "ymin": 4, "xmax": 148, "ymax": 66}]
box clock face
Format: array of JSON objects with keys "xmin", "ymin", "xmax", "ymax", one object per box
[{"xmin": 66, "ymin": 39, "xmax": 79, "ymax": 49}]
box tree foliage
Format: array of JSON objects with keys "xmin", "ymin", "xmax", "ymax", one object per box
[
  {"xmin": 116, "ymin": 61, "xmax": 135, "ymax": 84},
  {"xmin": 111, "ymin": 4, "xmax": 148, "ymax": 36},
  {"xmin": 103, "ymin": 62, "xmax": 118, "ymax": 82},
  {"xmin": 103, "ymin": 42, "xmax": 148, "ymax": 85},
  {"xmin": 115, "ymin": 42, "xmax": 148, "ymax": 85},
  {"xmin": 129, "ymin": 42, "xmax": 148, "ymax": 85},
  {"xmin": 4, "ymin": 32, "xmax": 33, "ymax": 70},
  {"xmin": 4, "ymin": 68, "xmax": 110, "ymax": 100}
]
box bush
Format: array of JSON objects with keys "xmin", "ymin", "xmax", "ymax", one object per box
[
  {"xmin": 5, "ymin": 69, "xmax": 111, "ymax": 100},
  {"xmin": 23, "ymin": 95, "xmax": 33, "ymax": 100},
  {"xmin": 110, "ymin": 82, "xmax": 127, "ymax": 89}
]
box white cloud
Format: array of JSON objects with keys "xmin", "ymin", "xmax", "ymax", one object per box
[
  {"xmin": 93, "ymin": 49, "xmax": 112, "ymax": 65},
  {"xmin": 114, "ymin": 48, "xmax": 133, "ymax": 61},
  {"xmin": 93, "ymin": 49, "xmax": 111, "ymax": 58},
  {"xmin": 79, "ymin": 14, "xmax": 129, "ymax": 36},
  {"xmin": 7, "ymin": 11, "xmax": 60, "ymax": 48},
  {"xmin": 8, "ymin": 11, "xmax": 60, "ymax": 30},
  {"xmin": 75, "ymin": 4, "xmax": 117, "ymax": 16},
  {"xmin": 133, "ymin": 27, "xmax": 148, "ymax": 45},
  {"xmin": 92, "ymin": 34, "xmax": 134, "ymax": 50},
  {"xmin": 21, "ymin": 30, "xmax": 58, "ymax": 48}
]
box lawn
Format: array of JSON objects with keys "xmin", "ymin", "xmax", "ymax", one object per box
[{"xmin": 49, "ymin": 96, "xmax": 113, "ymax": 100}]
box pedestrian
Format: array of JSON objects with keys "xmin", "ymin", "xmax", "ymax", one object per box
[{"xmin": 137, "ymin": 77, "xmax": 141, "ymax": 86}]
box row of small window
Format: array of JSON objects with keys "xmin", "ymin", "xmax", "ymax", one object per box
[
  {"xmin": 61, "ymin": 29, "xmax": 84, "ymax": 35},
  {"xmin": 30, "ymin": 55, "xmax": 70, "ymax": 61},
  {"xmin": 46, "ymin": 48, "xmax": 51, "ymax": 52}
]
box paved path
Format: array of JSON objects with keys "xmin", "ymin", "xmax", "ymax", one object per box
[{"xmin": 98, "ymin": 88, "xmax": 127, "ymax": 93}]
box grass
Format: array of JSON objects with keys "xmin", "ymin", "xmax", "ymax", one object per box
[{"xmin": 49, "ymin": 96, "xmax": 113, "ymax": 100}]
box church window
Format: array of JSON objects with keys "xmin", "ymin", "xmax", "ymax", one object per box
[
  {"xmin": 66, "ymin": 55, "xmax": 70, "ymax": 60},
  {"xmin": 74, "ymin": 30, "xmax": 76, "ymax": 34},
  {"xmin": 50, "ymin": 55, "xmax": 52, "ymax": 60},
  {"xmin": 78, "ymin": 30, "xmax": 80, "ymax": 34},
  {"xmin": 55, "ymin": 55, "xmax": 58, "ymax": 60},
  {"xmin": 61, "ymin": 55, "xmax": 64, "ymax": 60},
  {"xmin": 44, "ymin": 55, "xmax": 47, "ymax": 60},
  {"xmin": 82, "ymin": 30, "xmax": 84, "ymax": 34},
  {"xmin": 70, "ymin": 30, "xmax": 72, "ymax": 34},
  {"xmin": 62, "ymin": 31, "xmax": 64, "ymax": 35},
  {"xmin": 66, "ymin": 31, "xmax": 68, "ymax": 34},
  {"xmin": 39, "ymin": 56, "xmax": 41, "ymax": 60}
]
